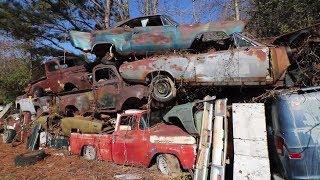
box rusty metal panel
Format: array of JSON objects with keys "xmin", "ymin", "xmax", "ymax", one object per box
[
  {"xmin": 270, "ymin": 47, "xmax": 291, "ymax": 83},
  {"xmin": 57, "ymin": 91, "xmax": 94, "ymax": 115}
]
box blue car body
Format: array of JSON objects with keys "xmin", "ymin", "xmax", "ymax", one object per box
[{"xmin": 270, "ymin": 87, "xmax": 320, "ymax": 179}]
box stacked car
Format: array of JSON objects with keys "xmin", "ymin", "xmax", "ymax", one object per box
[{"xmin": 1, "ymin": 15, "xmax": 319, "ymax": 179}]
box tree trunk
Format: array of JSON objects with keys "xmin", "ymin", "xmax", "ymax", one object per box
[
  {"xmin": 152, "ymin": 0, "xmax": 158, "ymax": 15},
  {"xmin": 104, "ymin": 0, "xmax": 112, "ymax": 29},
  {"xmin": 234, "ymin": 0, "xmax": 240, "ymax": 20}
]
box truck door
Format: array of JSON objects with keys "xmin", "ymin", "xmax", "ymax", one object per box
[
  {"xmin": 112, "ymin": 114, "xmax": 137, "ymax": 164},
  {"xmin": 124, "ymin": 113, "xmax": 150, "ymax": 166},
  {"xmin": 93, "ymin": 65, "xmax": 121, "ymax": 111},
  {"xmin": 45, "ymin": 60, "xmax": 61, "ymax": 92}
]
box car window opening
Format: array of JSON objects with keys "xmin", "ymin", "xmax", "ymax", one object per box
[
  {"xmin": 119, "ymin": 115, "xmax": 136, "ymax": 131},
  {"xmin": 95, "ymin": 68, "xmax": 117, "ymax": 82}
]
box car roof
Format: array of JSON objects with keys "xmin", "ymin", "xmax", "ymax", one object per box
[{"xmin": 114, "ymin": 15, "xmax": 163, "ymax": 28}]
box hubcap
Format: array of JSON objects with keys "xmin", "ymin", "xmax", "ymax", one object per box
[
  {"xmin": 154, "ymin": 80, "xmax": 171, "ymax": 97},
  {"xmin": 84, "ymin": 146, "xmax": 95, "ymax": 160}
]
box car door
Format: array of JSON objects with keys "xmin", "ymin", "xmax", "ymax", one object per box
[
  {"xmin": 194, "ymin": 50, "xmax": 236, "ymax": 84},
  {"xmin": 130, "ymin": 16, "xmax": 175, "ymax": 54},
  {"xmin": 93, "ymin": 65, "xmax": 121, "ymax": 111},
  {"xmin": 233, "ymin": 33, "xmax": 270, "ymax": 85},
  {"xmin": 45, "ymin": 60, "xmax": 62, "ymax": 92},
  {"xmin": 124, "ymin": 113, "xmax": 150, "ymax": 166},
  {"xmin": 112, "ymin": 114, "xmax": 137, "ymax": 164}
]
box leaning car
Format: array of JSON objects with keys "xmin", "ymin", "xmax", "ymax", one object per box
[
  {"xmin": 119, "ymin": 32, "xmax": 290, "ymax": 102},
  {"xmin": 70, "ymin": 15, "xmax": 245, "ymax": 61},
  {"xmin": 268, "ymin": 86, "xmax": 320, "ymax": 179}
]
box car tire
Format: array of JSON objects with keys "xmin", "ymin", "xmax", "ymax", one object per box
[
  {"xmin": 2, "ymin": 129, "xmax": 16, "ymax": 143},
  {"xmin": 151, "ymin": 75, "xmax": 176, "ymax": 102},
  {"xmin": 14, "ymin": 150, "xmax": 46, "ymax": 166},
  {"xmin": 156, "ymin": 154, "xmax": 181, "ymax": 176},
  {"xmin": 82, "ymin": 145, "xmax": 96, "ymax": 160}
]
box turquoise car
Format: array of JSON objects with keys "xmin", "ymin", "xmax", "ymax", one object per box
[{"xmin": 70, "ymin": 15, "xmax": 245, "ymax": 61}]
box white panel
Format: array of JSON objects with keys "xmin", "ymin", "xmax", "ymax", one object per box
[
  {"xmin": 232, "ymin": 103, "xmax": 267, "ymax": 140},
  {"xmin": 232, "ymin": 103, "xmax": 270, "ymax": 180}
]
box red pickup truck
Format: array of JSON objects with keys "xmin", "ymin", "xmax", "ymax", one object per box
[{"xmin": 69, "ymin": 109, "xmax": 197, "ymax": 176}]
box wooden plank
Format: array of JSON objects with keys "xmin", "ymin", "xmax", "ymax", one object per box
[
  {"xmin": 194, "ymin": 96, "xmax": 214, "ymax": 180},
  {"xmin": 232, "ymin": 103, "xmax": 270, "ymax": 180}
]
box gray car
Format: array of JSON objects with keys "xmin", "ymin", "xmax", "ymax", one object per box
[{"xmin": 269, "ymin": 86, "xmax": 320, "ymax": 179}]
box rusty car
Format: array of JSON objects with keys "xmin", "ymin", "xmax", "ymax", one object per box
[
  {"xmin": 55, "ymin": 64, "xmax": 148, "ymax": 116},
  {"xmin": 69, "ymin": 109, "xmax": 197, "ymax": 176},
  {"xmin": 119, "ymin": 32, "xmax": 291, "ymax": 102},
  {"xmin": 25, "ymin": 57, "xmax": 92, "ymax": 97},
  {"xmin": 70, "ymin": 15, "xmax": 245, "ymax": 61}
]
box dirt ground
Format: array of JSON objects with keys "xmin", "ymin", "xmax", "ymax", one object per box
[{"xmin": 0, "ymin": 140, "xmax": 168, "ymax": 180}]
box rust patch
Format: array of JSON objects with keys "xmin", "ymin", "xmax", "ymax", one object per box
[
  {"xmin": 270, "ymin": 47, "xmax": 290, "ymax": 81},
  {"xmin": 132, "ymin": 33, "xmax": 171, "ymax": 45},
  {"xmin": 246, "ymin": 49, "xmax": 267, "ymax": 61},
  {"xmin": 170, "ymin": 64, "xmax": 183, "ymax": 71}
]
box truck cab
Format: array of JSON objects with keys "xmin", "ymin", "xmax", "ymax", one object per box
[
  {"xmin": 69, "ymin": 109, "xmax": 197, "ymax": 175},
  {"xmin": 27, "ymin": 58, "xmax": 92, "ymax": 97},
  {"xmin": 92, "ymin": 64, "xmax": 148, "ymax": 113}
]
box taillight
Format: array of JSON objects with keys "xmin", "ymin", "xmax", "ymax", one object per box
[
  {"xmin": 289, "ymin": 152, "xmax": 302, "ymax": 159},
  {"xmin": 275, "ymin": 136, "xmax": 302, "ymax": 159},
  {"xmin": 275, "ymin": 136, "xmax": 285, "ymax": 156}
]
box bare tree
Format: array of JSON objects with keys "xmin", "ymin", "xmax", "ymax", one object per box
[
  {"xmin": 138, "ymin": 0, "xmax": 159, "ymax": 15},
  {"xmin": 104, "ymin": 0, "xmax": 112, "ymax": 28},
  {"xmin": 234, "ymin": 0, "xmax": 240, "ymax": 20}
]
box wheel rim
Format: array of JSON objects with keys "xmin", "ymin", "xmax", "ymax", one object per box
[
  {"xmin": 84, "ymin": 146, "xmax": 96, "ymax": 160},
  {"xmin": 157, "ymin": 155, "xmax": 170, "ymax": 175},
  {"xmin": 153, "ymin": 79, "xmax": 172, "ymax": 98}
]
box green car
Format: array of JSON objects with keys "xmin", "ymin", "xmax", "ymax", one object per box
[{"xmin": 70, "ymin": 15, "xmax": 245, "ymax": 61}]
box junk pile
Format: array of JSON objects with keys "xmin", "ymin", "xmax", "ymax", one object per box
[{"xmin": 1, "ymin": 15, "xmax": 319, "ymax": 179}]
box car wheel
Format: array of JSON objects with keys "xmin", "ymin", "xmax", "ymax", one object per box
[
  {"xmin": 82, "ymin": 145, "xmax": 96, "ymax": 160},
  {"xmin": 156, "ymin": 154, "xmax": 181, "ymax": 176},
  {"xmin": 151, "ymin": 75, "xmax": 176, "ymax": 102},
  {"xmin": 2, "ymin": 129, "xmax": 16, "ymax": 143},
  {"xmin": 14, "ymin": 150, "xmax": 46, "ymax": 166}
]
